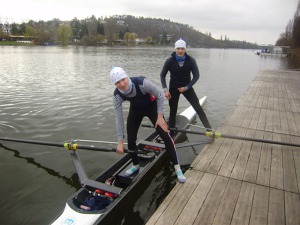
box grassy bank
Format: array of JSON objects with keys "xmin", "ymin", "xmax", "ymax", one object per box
[{"xmin": 0, "ymin": 41, "xmax": 34, "ymax": 46}]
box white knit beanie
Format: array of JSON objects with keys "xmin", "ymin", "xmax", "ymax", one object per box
[
  {"xmin": 175, "ymin": 38, "xmax": 186, "ymax": 49},
  {"xmin": 110, "ymin": 67, "xmax": 128, "ymax": 84}
]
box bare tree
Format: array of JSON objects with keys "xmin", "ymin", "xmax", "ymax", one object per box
[{"xmin": 292, "ymin": 0, "xmax": 300, "ymax": 47}]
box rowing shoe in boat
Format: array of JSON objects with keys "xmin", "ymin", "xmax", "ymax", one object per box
[{"xmin": 51, "ymin": 96, "xmax": 207, "ymax": 225}]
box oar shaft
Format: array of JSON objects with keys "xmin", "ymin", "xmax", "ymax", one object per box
[
  {"xmin": 0, "ymin": 137, "xmax": 137, "ymax": 153},
  {"xmin": 0, "ymin": 137, "xmax": 64, "ymax": 147},
  {"xmin": 170, "ymin": 128, "xmax": 300, "ymax": 148}
]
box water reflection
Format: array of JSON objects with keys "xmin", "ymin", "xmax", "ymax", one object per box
[{"xmin": 1, "ymin": 142, "xmax": 81, "ymax": 186}]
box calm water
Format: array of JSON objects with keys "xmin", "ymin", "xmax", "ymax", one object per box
[{"xmin": 0, "ymin": 46, "xmax": 298, "ymax": 225}]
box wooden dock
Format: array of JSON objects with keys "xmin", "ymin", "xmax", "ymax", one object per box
[{"xmin": 146, "ymin": 69, "xmax": 300, "ymax": 225}]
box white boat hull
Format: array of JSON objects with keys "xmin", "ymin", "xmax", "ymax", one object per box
[
  {"xmin": 51, "ymin": 96, "xmax": 207, "ymax": 225},
  {"xmin": 51, "ymin": 204, "xmax": 102, "ymax": 225}
]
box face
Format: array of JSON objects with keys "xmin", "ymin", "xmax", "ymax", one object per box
[
  {"xmin": 115, "ymin": 77, "xmax": 129, "ymax": 91},
  {"xmin": 175, "ymin": 47, "xmax": 186, "ymax": 57}
]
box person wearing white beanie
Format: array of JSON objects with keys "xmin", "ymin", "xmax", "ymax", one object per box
[
  {"xmin": 160, "ymin": 38, "xmax": 212, "ymax": 136},
  {"xmin": 174, "ymin": 38, "xmax": 186, "ymax": 49},
  {"xmin": 110, "ymin": 67, "xmax": 186, "ymax": 183},
  {"xmin": 110, "ymin": 67, "xmax": 128, "ymax": 84}
]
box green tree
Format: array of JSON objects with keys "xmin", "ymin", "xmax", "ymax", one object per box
[
  {"xmin": 24, "ymin": 24, "xmax": 37, "ymax": 38},
  {"xmin": 10, "ymin": 23, "xmax": 19, "ymax": 35},
  {"xmin": 19, "ymin": 22, "xmax": 26, "ymax": 35},
  {"xmin": 145, "ymin": 36, "xmax": 153, "ymax": 44},
  {"xmin": 86, "ymin": 15, "xmax": 98, "ymax": 39},
  {"xmin": 57, "ymin": 23, "xmax": 73, "ymax": 46},
  {"xmin": 104, "ymin": 18, "xmax": 118, "ymax": 46},
  {"xmin": 70, "ymin": 17, "xmax": 82, "ymax": 42},
  {"xmin": 97, "ymin": 21, "xmax": 104, "ymax": 35}
]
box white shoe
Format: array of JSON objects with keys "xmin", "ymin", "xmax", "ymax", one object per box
[
  {"xmin": 124, "ymin": 166, "xmax": 139, "ymax": 177},
  {"xmin": 176, "ymin": 170, "xmax": 186, "ymax": 183}
]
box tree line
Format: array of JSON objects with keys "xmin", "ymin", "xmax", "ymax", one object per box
[
  {"xmin": 276, "ymin": 0, "xmax": 300, "ymax": 48},
  {"xmin": 0, "ymin": 14, "xmax": 261, "ymax": 48}
]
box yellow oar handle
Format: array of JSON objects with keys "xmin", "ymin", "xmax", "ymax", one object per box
[
  {"xmin": 205, "ymin": 131, "xmax": 221, "ymax": 138},
  {"xmin": 64, "ymin": 142, "xmax": 79, "ymax": 150}
]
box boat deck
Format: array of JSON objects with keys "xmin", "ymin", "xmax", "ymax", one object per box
[{"xmin": 146, "ymin": 69, "xmax": 300, "ymax": 225}]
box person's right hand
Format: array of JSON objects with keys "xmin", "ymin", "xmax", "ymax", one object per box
[
  {"xmin": 164, "ymin": 90, "xmax": 171, "ymax": 99},
  {"xmin": 116, "ymin": 141, "xmax": 124, "ymax": 154}
]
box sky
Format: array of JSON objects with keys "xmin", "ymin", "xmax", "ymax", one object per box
[{"xmin": 1, "ymin": 0, "xmax": 299, "ymax": 45}]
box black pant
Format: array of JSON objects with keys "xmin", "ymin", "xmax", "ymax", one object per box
[
  {"xmin": 127, "ymin": 103, "xmax": 179, "ymax": 166},
  {"xmin": 168, "ymin": 87, "xmax": 211, "ymax": 130}
]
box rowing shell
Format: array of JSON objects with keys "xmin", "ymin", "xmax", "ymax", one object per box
[{"xmin": 51, "ymin": 96, "xmax": 207, "ymax": 225}]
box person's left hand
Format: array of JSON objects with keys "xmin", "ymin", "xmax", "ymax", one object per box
[
  {"xmin": 178, "ymin": 87, "xmax": 186, "ymax": 93},
  {"xmin": 155, "ymin": 115, "xmax": 169, "ymax": 132}
]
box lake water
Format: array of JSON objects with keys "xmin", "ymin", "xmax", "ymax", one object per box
[{"xmin": 0, "ymin": 46, "xmax": 298, "ymax": 225}]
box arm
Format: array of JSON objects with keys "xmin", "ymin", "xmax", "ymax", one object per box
[
  {"xmin": 160, "ymin": 58, "xmax": 171, "ymax": 91},
  {"xmin": 160, "ymin": 57, "xmax": 172, "ymax": 99},
  {"xmin": 185, "ymin": 57, "xmax": 200, "ymax": 90},
  {"xmin": 143, "ymin": 78, "xmax": 169, "ymax": 132},
  {"xmin": 113, "ymin": 94, "xmax": 126, "ymax": 154}
]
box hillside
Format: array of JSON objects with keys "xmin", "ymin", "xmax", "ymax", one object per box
[{"xmin": 105, "ymin": 15, "xmax": 258, "ymax": 49}]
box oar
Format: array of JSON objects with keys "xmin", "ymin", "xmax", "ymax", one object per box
[
  {"xmin": 0, "ymin": 137, "xmax": 144, "ymax": 153},
  {"xmin": 72, "ymin": 139, "xmax": 128, "ymax": 145},
  {"xmin": 142, "ymin": 125, "xmax": 300, "ymax": 148}
]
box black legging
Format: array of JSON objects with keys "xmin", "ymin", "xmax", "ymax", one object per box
[
  {"xmin": 168, "ymin": 87, "xmax": 211, "ymax": 129},
  {"xmin": 127, "ymin": 103, "xmax": 179, "ymax": 166}
]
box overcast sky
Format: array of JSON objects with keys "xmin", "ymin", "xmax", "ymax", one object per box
[{"xmin": 1, "ymin": 0, "xmax": 298, "ymax": 45}]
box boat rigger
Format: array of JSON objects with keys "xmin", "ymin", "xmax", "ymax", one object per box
[{"xmin": 50, "ymin": 96, "xmax": 207, "ymax": 225}]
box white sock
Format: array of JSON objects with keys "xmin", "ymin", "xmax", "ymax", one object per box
[
  {"xmin": 133, "ymin": 164, "xmax": 140, "ymax": 170},
  {"xmin": 174, "ymin": 164, "xmax": 181, "ymax": 172}
]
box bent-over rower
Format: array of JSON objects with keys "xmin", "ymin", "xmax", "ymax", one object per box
[{"xmin": 110, "ymin": 66, "xmax": 186, "ymax": 183}]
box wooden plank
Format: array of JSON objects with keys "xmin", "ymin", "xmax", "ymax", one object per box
[
  {"xmin": 206, "ymin": 126, "xmax": 235, "ymax": 175},
  {"xmin": 278, "ymin": 97, "xmax": 286, "ymax": 110},
  {"xmin": 243, "ymin": 130, "xmax": 263, "ymax": 183},
  {"xmin": 268, "ymin": 188, "xmax": 285, "ymax": 225},
  {"xmin": 231, "ymin": 182, "xmax": 255, "ymax": 225},
  {"xmin": 283, "ymin": 96, "xmax": 292, "ymax": 112},
  {"xmin": 145, "ymin": 170, "xmax": 204, "ymax": 225},
  {"xmin": 285, "ymin": 191, "xmax": 300, "ymax": 225},
  {"xmin": 231, "ymin": 129, "xmax": 253, "ymax": 180},
  {"xmin": 286, "ymin": 111, "xmax": 298, "ymax": 135},
  {"xmin": 256, "ymin": 132, "xmax": 272, "ymax": 186},
  {"xmin": 261, "ymin": 95, "xmax": 270, "ymax": 109},
  {"xmin": 193, "ymin": 132, "xmax": 224, "ymax": 172},
  {"xmin": 211, "ymin": 179, "xmax": 242, "ymax": 225},
  {"xmin": 225, "ymin": 105, "xmax": 244, "ymax": 126},
  {"xmin": 256, "ymin": 95, "xmax": 264, "ymax": 108},
  {"xmin": 273, "ymin": 97, "xmax": 279, "ymax": 111},
  {"xmin": 267, "ymin": 95, "xmax": 274, "ymax": 110},
  {"xmin": 272, "ymin": 109, "xmax": 281, "ymax": 134},
  {"xmin": 234, "ymin": 106, "xmax": 249, "ymax": 127},
  {"xmin": 241, "ymin": 107, "xmax": 255, "ymax": 128},
  {"xmin": 282, "ymin": 136, "xmax": 298, "ymax": 193},
  {"xmin": 190, "ymin": 143, "xmax": 211, "ymax": 169},
  {"xmin": 292, "ymin": 142, "xmax": 300, "ymax": 193},
  {"xmin": 218, "ymin": 127, "xmax": 246, "ymax": 177},
  {"xmin": 249, "ymin": 185, "xmax": 269, "ymax": 225},
  {"xmin": 249, "ymin": 107, "xmax": 260, "ymax": 130},
  {"xmin": 257, "ymin": 108, "xmax": 267, "ymax": 130},
  {"xmin": 193, "ymin": 176, "xmax": 229, "ymax": 225},
  {"xmin": 279, "ymin": 110, "xmax": 290, "ymax": 134},
  {"xmin": 270, "ymin": 133, "xmax": 284, "ymax": 190},
  {"xmin": 174, "ymin": 173, "xmax": 216, "ymax": 225},
  {"xmin": 292, "ymin": 112, "xmax": 300, "ymax": 135},
  {"xmin": 265, "ymin": 109, "xmax": 274, "ymax": 133}
]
